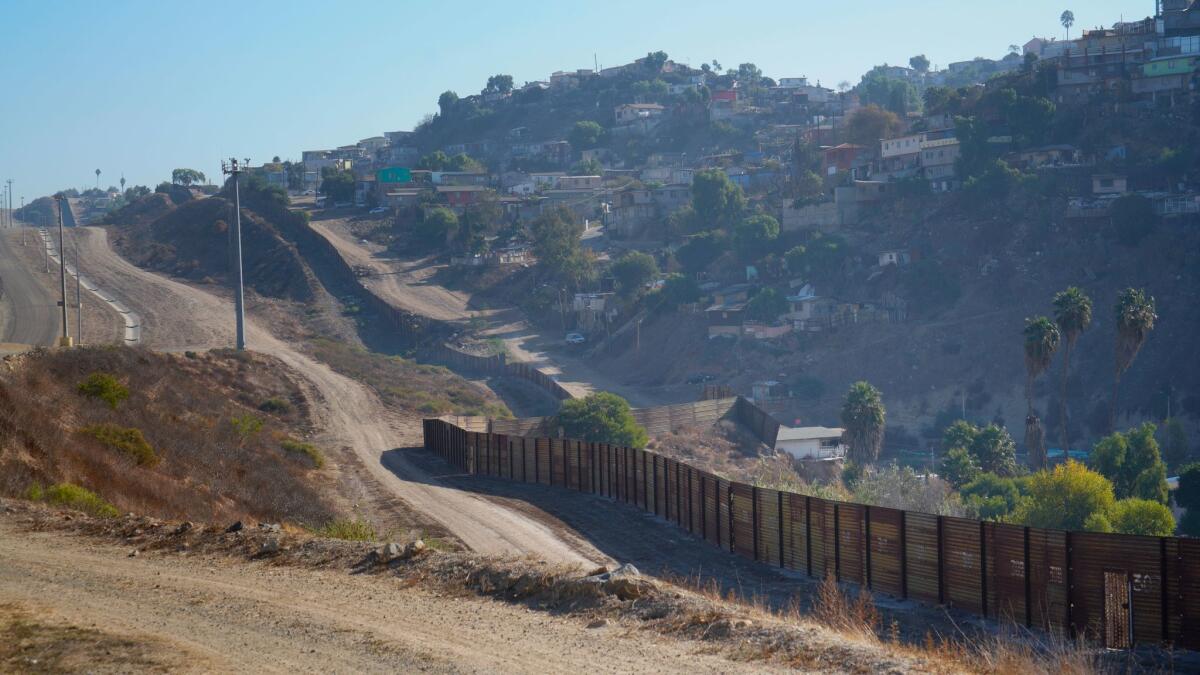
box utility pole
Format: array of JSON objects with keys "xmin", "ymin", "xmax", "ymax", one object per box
[
  {"xmin": 220, "ymin": 158, "xmax": 248, "ymax": 351},
  {"xmin": 20, "ymin": 197, "xmax": 25, "ymax": 245},
  {"xmin": 54, "ymin": 194, "xmax": 71, "ymax": 347},
  {"xmin": 75, "ymin": 230, "xmax": 83, "ymax": 344}
]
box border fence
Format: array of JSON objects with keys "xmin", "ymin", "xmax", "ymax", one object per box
[{"xmin": 423, "ymin": 417, "xmax": 1200, "ymax": 650}]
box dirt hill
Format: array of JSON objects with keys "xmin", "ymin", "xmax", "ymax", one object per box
[
  {"xmin": 0, "ymin": 346, "xmax": 336, "ymax": 525},
  {"xmin": 105, "ymin": 189, "xmax": 317, "ymax": 302}
]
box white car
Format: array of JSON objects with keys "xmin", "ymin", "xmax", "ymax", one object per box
[
  {"xmin": 565, "ymin": 333, "xmax": 586, "ymax": 345},
  {"xmin": 369, "ymin": 207, "xmax": 388, "ymax": 214}
]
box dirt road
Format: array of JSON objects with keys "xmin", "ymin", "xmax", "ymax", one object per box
[
  {"xmin": 64, "ymin": 227, "xmax": 603, "ymax": 566},
  {"xmin": 0, "ymin": 519, "xmax": 775, "ymax": 674},
  {"xmin": 306, "ymin": 216, "xmax": 673, "ymax": 407}
]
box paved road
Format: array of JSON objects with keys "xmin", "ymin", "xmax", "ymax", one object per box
[{"xmin": 0, "ymin": 225, "xmax": 60, "ymax": 346}]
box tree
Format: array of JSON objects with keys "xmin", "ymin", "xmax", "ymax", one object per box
[
  {"xmin": 961, "ymin": 472, "xmax": 1022, "ymax": 520},
  {"xmin": 1091, "ymin": 423, "xmax": 1169, "ymax": 504},
  {"xmin": 529, "ymin": 206, "xmax": 591, "ymax": 290},
  {"xmin": 971, "ymin": 424, "xmax": 1019, "ymax": 477},
  {"xmin": 732, "ymin": 214, "xmax": 779, "ymax": 259},
  {"xmin": 1014, "ymin": 461, "xmax": 1115, "ymax": 531},
  {"xmin": 555, "ymin": 392, "xmax": 647, "ymax": 448},
  {"xmin": 941, "ymin": 446, "xmax": 981, "ymax": 489},
  {"xmin": 569, "ymin": 158, "xmax": 603, "ymax": 176},
  {"xmin": 690, "ymin": 169, "xmax": 746, "ymax": 230},
  {"xmin": 1061, "ymin": 10, "xmax": 1075, "ymax": 41},
  {"xmin": 1112, "ymin": 288, "xmax": 1156, "ymax": 430},
  {"xmin": 845, "ymin": 105, "xmax": 903, "ymax": 148},
  {"xmin": 611, "ymin": 251, "xmax": 658, "ymax": 299},
  {"xmin": 793, "ymin": 170, "xmax": 825, "ymax": 204},
  {"xmin": 568, "ymin": 120, "xmax": 604, "ymax": 150},
  {"xmin": 746, "ymin": 288, "xmax": 788, "ymax": 322},
  {"xmin": 417, "ymin": 151, "xmax": 450, "ymax": 171},
  {"xmin": 484, "ymin": 74, "xmax": 513, "ymax": 94},
  {"xmin": 319, "ymin": 168, "xmax": 355, "ymax": 203},
  {"xmin": 1163, "ymin": 418, "xmax": 1190, "ymax": 469},
  {"xmin": 943, "ymin": 419, "xmax": 980, "ymax": 456},
  {"xmin": 657, "ymin": 274, "xmax": 700, "ymax": 310},
  {"xmin": 414, "ymin": 207, "xmax": 458, "ymax": 248},
  {"xmin": 909, "ymin": 54, "xmax": 930, "ymax": 73},
  {"xmin": 1108, "ymin": 498, "xmax": 1176, "ymax": 536},
  {"xmin": 643, "ymin": 51, "xmax": 669, "ymax": 72},
  {"xmin": 437, "ymin": 90, "xmax": 459, "ymax": 117},
  {"xmin": 841, "ymin": 382, "xmax": 886, "ymax": 465},
  {"xmin": 1110, "ymin": 194, "xmax": 1157, "ymax": 247},
  {"xmin": 1053, "ymin": 287, "xmax": 1093, "ymax": 456},
  {"xmin": 446, "ymin": 153, "xmax": 484, "ymax": 172},
  {"xmin": 171, "ymin": 168, "xmax": 206, "ymax": 186},
  {"xmin": 1023, "ymin": 316, "xmax": 1060, "ymax": 469},
  {"xmin": 457, "ymin": 194, "xmax": 501, "ymax": 253},
  {"xmin": 1177, "ymin": 463, "xmax": 1200, "ymax": 512}
]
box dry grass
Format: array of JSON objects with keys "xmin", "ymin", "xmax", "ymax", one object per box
[
  {"xmin": 310, "ymin": 338, "xmax": 511, "ymax": 418},
  {"xmin": 0, "ymin": 602, "xmax": 181, "ymax": 673},
  {"xmin": 0, "ymin": 346, "xmax": 336, "ymax": 525}
]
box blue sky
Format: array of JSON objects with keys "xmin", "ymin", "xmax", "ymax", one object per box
[{"xmin": 0, "ymin": 0, "xmax": 1148, "ymax": 200}]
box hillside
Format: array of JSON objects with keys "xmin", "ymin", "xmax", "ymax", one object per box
[
  {"xmin": 0, "ymin": 346, "xmax": 337, "ymax": 524},
  {"xmin": 104, "ymin": 185, "xmax": 317, "ymax": 302}
]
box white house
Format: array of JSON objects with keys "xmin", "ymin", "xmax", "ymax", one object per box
[
  {"xmin": 775, "ymin": 426, "xmax": 845, "ymax": 460},
  {"xmin": 877, "ymin": 249, "xmax": 912, "ymax": 267}
]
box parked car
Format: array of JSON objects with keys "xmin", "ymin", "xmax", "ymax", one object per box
[
  {"xmin": 369, "ymin": 206, "xmax": 388, "ymax": 214},
  {"xmin": 686, "ymin": 373, "xmax": 717, "ymax": 384},
  {"xmin": 565, "ymin": 332, "xmax": 586, "ymax": 345}
]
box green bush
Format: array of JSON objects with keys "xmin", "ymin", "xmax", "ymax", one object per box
[
  {"xmin": 230, "ymin": 414, "xmax": 264, "ymax": 438},
  {"xmin": 258, "ymin": 398, "xmax": 291, "ymax": 414},
  {"xmin": 77, "ymin": 372, "xmax": 129, "ymax": 409},
  {"xmin": 281, "ymin": 439, "xmax": 325, "ymax": 469},
  {"xmin": 313, "ymin": 518, "xmax": 377, "ymax": 541},
  {"xmin": 80, "ymin": 424, "xmax": 158, "ymax": 466},
  {"xmin": 555, "ymin": 392, "xmax": 648, "ymax": 449},
  {"xmin": 29, "ymin": 483, "xmax": 118, "ymax": 518}
]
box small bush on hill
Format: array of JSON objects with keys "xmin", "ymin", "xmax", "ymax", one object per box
[
  {"xmin": 555, "ymin": 392, "xmax": 648, "ymax": 449},
  {"xmin": 80, "ymin": 424, "xmax": 158, "ymax": 467},
  {"xmin": 258, "ymin": 397, "xmax": 291, "ymax": 414},
  {"xmin": 313, "ymin": 518, "xmax": 377, "ymax": 541},
  {"xmin": 77, "ymin": 372, "xmax": 129, "ymax": 409},
  {"xmin": 281, "ymin": 438, "xmax": 324, "ymax": 469},
  {"xmin": 28, "ymin": 483, "xmax": 118, "ymax": 518},
  {"xmin": 230, "ymin": 414, "xmax": 264, "ymax": 438}
]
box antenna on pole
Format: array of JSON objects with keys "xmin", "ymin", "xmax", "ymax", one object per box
[{"xmin": 220, "ymin": 158, "xmax": 249, "ymax": 351}]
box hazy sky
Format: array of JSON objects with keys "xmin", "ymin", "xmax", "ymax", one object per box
[{"xmin": 0, "ymin": 0, "xmax": 1148, "ymax": 200}]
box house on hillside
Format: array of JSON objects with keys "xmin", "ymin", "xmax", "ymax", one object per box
[
  {"xmin": 573, "ymin": 292, "xmax": 617, "ymax": 331},
  {"xmin": 921, "ymin": 130, "xmax": 960, "ymax": 191},
  {"xmin": 1092, "ymin": 174, "xmax": 1128, "ymax": 195},
  {"xmin": 558, "ymin": 175, "xmax": 603, "ymax": 190},
  {"xmin": 877, "ymin": 133, "xmax": 925, "ymax": 180},
  {"xmin": 1006, "ymin": 144, "xmax": 1082, "ymax": 171},
  {"xmin": 705, "ymin": 300, "xmax": 747, "ymax": 338},
  {"xmin": 822, "ymin": 144, "xmax": 866, "ymax": 177},
  {"xmin": 614, "ymin": 103, "xmax": 666, "ymax": 125},
  {"xmin": 877, "ymin": 249, "xmax": 912, "ymax": 267},
  {"xmin": 437, "ymin": 185, "xmax": 489, "ymax": 208},
  {"xmin": 775, "ymin": 426, "xmax": 845, "ymax": 460}
]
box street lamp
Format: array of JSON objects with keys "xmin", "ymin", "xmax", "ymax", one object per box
[{"xmin": 220, "ymin": 158, "xmax": 249, "ymax": 351}]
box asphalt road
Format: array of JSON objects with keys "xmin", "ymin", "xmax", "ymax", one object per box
[{"xmin": 0, "ymin": 225, "xmax": 60, "ymax": 346}]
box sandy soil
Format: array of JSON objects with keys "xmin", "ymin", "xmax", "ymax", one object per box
[
  {"xmin": 0, "ymin": 518, "xmax": 782, "ymax": 674},
  {"xmin": 64, "ymin": 227, "xmax": 602, "ymax": 566}
]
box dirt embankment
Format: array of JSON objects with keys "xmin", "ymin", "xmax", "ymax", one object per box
[
  {"xmin": 0, "ymin": 500, "xmax": 1016, "ymax": 675},
  {"xmin": 107, "ymin": 191, "xmax": 316, "ymax": 302}
]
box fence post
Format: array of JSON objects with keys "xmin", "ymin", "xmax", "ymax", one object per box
[
  {"xmin": 864, "ymin": 505, "xmax": 873, "ymax": 589},
  {"xmin": 675, "ymin": 462, "xmax": 682, "ymax": 525},
  {"xmin": 727, "ymin": 485, "xmax": 735, "ymax": 553},
  {"xmin": 805, "ymin": 496, "xmax": 813, "ymax": 577},
  {"xmin": 980, "ymin": 521, "xmax": 989, "ymax": 618},
  {"xmin": 834, "ymin": 503, "xmax": 841, "ymax": 581},
  {"xmin": 752, "ymin": 485, "xmax": 760, "ymax": 562},
  {"xmin": 1160, "ymin": 537, "xmax": 1169, "ymax": 643},
  {"xmin": 700, "ymin": 474, "xmax": 707, "ymax": 541},
  {"xmin": 577, "ymin": 442, "xmax": 583, "ymax": 492},
  {"xmin": 937, "ymin": 516, "xmax": 945, "ymax": 605},
  {"xmin": 652, "ymin": 456, "xmax": 658, "ymax": 515},
  {"xmin": 1064, "ymin": 530, "xmax": 1075, "ymax": 639},
  {"xmin": 1024, "ymin": 526, "xmax": 1032, "ymax": 628},
  {"xmin": 900, "ymin": 510, "xmax": 908, "ymax": 599},
  {"xmin": 778, "ymin": 490, "xmax": 785, "ymax": 568},
  {"xmin": 688, "ymin": 469, "xmax": 694, "ymax": 534}
]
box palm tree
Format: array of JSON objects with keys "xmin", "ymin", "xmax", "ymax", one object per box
[
  {"xmin": 1053, "ymin": 287, "xmax": 1092, "ymax": 456},
  {"xmin": 1112, "ymin": 288, "xmax": 1157, "ymax": 431},
  {"xmin": 1061, "ymin": 10, "xmax": 1075, "ymax": 42},
  {"xmin": 841, "ymin": 381, "xmax": 886, "ymax": 466},
  {"xmin": 1023, "ymin": 316, "xmax": 1060, "ymax": 468}
]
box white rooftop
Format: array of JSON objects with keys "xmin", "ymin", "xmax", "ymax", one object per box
[{"xmin": 776, "ymin": 426, "xmax": 844, "ymax": 442}]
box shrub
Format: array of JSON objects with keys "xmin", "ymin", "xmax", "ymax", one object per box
[
  {"xmin": 313, "ymin": 518, "xmax": 377, "ymax": 541},
  {"xmin": 30, "ymin": 483, "xmax": 118, "ymax": 518},
  {"xmin": 258, "ymin": 398, "xmax": 291, "ymax": 414},
  {"xmin": 1013, "ymin": 461, "xmax": 1115, "ymax": 531},
  {"xmin": 555, "ymin": 392, "xmax": 648, "ymax": 449},
  {"xmin": 1107, "ymin": 498, "xmax": 1176, "ymax": 536},
  {"xmin": 77, "ymin": 372, "xmax": 129, "ymax": 409},
  {"xmin": 80, "ymin": 424, "xmax": 158, "ymax": 466},
  {"xmin": 230, "ymin": 414, "xmax": 264, "ymax": 438},
  {"xmin": 281, "ymin": 439, "xmax": 325, "ymax": 469}
]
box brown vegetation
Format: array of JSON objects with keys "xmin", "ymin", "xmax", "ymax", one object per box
[{"xmin": 0, "ymin": 346, "xmax": 336, "ymax": 525}]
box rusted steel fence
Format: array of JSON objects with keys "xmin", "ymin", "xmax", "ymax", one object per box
[{"xmin": 422, "ymin": 417, "xmax": 1200, "ymax": 650}]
